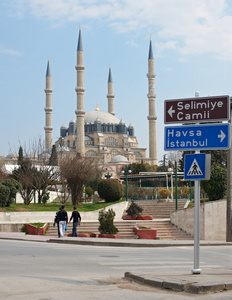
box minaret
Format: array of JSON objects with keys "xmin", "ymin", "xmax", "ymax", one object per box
[
  {"xmin": 44, "ymin": 57, "xmax": 53, "ymax": 149},
  {"xmin": 75, "ymin": 25, "xmax": 85, "ymax": 157},
  {"xmin": 147, "ymin": 36, "xmax": 158, "ymax": 165},
  {"xmin": 107, "ymin": 64, "xmax": 115, "ymax": 115}
]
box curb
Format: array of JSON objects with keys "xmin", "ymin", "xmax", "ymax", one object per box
[{"xmin": 124, "ymin": 272, "xmax": 232, "ymax": 294}]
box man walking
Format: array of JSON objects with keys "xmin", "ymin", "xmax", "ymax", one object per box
[
  {"xmin": 53, "ymin": 207, "xmax": 61, "ymax": 237},
  {"xmin": 58, "ymin": 205, "xmax": 68, "ymax": 237},
  {"xmin": 69, "ymin": 206, "xmax": 81, "ymax": 237}
]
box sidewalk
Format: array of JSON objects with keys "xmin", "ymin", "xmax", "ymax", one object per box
[{"xmin": 0, "ymin": 232, "xmax": 232, "ymax": 294}]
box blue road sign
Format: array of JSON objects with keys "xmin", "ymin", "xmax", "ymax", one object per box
[
  {"xmin": 184, "ymin": 153, "xmax": 211, "ymax": 180},
  {"xmin": 164, "ymin": 123, "xmax": 230, "ymax": 151}
]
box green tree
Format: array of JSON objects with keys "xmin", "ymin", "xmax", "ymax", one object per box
[
  {"xmin": 49, "ymin": 145, "xmax": 58, "ymax": 166},
  {"xmin": 201, "ymin": 165, "xmax": 227, "ymax": 201},
  {"xmin": 121, "ymin": 163, "xmax": 157, "ymax": 174},
  {"xmin": 98, "ymin": 208, "xmax": 118, "ymax": 234},
  {"xmin": 179, "ymin": 150, "xmax": 227, "ymax": 172},
  {"xmin": 0, "ymin": 184, "xmax": 10, "ymax": 207},
  {"xmin": 85, "ymin": 186, "xmax": 93, "ymax": 198},
  {"xmin": 12, "ymin": 159, "xmax": 35, "ymax": 205},
  {"xmin": 87, "ymin": 169, "xmax": 102, "ymax": 191},
  {"xmin": 18, "ymin": 146, "xmax": 24, "ymax": 165},
  {"xmin": 156, "ymin": 154, "xmax": 169, "ymax": 172},
  {"xmin": 1, "ymin": 178, "xmax": 22, "ymax": 206},
  {"xmin": 98, "ymin": 179, "xmax": 123, "ymax": 202}
]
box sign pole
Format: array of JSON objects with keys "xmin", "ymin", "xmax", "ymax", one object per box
[
  {"xmin": 192, "ymin": 178, "xmax": 201, "ymax": 274},
  {"xmin": 227, "ymin": 100, "xmax": 232, "ymax": 241},
  {"xmin": 192, "ymin": 92, "xmax": 201, "ymax": 274}
]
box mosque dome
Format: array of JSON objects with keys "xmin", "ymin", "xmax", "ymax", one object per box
[
  {"xmin": 110, "ymin": 155, "xmax": 128, "ymax": 163},
  {"xmin": 6, "ymin": 152, "xmax": 18, "ymax": 159},
  {"xmin": 84, "ymin": 111, "xmax": 120, "ymax": 124}
]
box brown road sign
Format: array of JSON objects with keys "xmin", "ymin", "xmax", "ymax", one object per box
[{"xmin": 164, "ymin": 95, "xmax": 230, "ymax": 124}]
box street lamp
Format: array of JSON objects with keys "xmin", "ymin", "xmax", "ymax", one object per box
[{"xmin": 122, "ymin": 165, "xmax": 132, "ymax": 201}]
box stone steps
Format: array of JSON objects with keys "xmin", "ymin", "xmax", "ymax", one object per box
[
  {"xmin": 126, "ymin": 200, "xmax": 187, "ymax": 219},
  {"xmin": 46, "ymin": 220, "xmax": 193, "ymax": 240},
  {"xmin": 46, "ymin": 200, "xmax": 192, "ymax": 240}
]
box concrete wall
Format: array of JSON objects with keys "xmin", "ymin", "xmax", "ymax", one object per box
[
  {"xmin": 170, "ymin": 199, "xmax": 226, "ymax": 241},
  {"xmin": 0, "ymin": 201, "xmax": 129, "ymax": 232},
  {"xmin": 16, "ymin": 191, "xmax": 58, "ymax": 204}
]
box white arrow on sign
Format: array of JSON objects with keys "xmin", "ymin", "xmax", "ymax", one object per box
[
  {"xmin": 218, "ymin": 130, "xmax": 226, "ymax": 142},
  {"xmin": 168, "ymin": 106, "xmax": 175, "ymax": 118}
]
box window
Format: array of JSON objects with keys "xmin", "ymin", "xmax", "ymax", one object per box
[
  {"xmin": 105, "ymin": 137, "xmax": 118, "ymax": 146},
  {"xmin": 86, "ymin": 150, "xmax": 98, "ymax": 157},
  {"xmin": 112, "ymin": 150, "xmax": 120, "ymax": 157},
  {"xmin": 135, "ymin": 152, "xmax": 142, "ymax": 158}
]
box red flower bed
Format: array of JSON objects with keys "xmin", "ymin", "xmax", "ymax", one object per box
[
  {"xmin": 98, "ymin": 234, "xmax": 120, "ymax": 239},
  {"xmin": 136, "ymin": 215, "xmax": 154, "ymax": 220},
  {"xmin": 134, "ymin": 226, "xmax": 157, "ymax": 239},
  {"xmin": 25, "ymin": 224, "xmax": 48, "ymax": 235}
]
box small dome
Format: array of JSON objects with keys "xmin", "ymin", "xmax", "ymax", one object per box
[
  {"xmin": 0, "ymin": 153, "xmax": 5, "ymax": 158},
  {"xmin": 69, "ymin": 118, "xmax": 76, "ymax": 124},
  {"xmin": 128, "ymin": 122, "xmax": 134, "ymax": 128},
  {"xmin": 110, "ymin": 155, "xmax": 128, "ymax": 163},
  {"xmin": 6, "ymin": 152, "xmax": 18, "ymax": 159},
  {"xmin": 61, "ymin": 123, "xmax": 67, "ymax": 129}
]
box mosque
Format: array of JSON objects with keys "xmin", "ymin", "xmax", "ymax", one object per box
[{"xmin": 44, "ymin": 26, "xmax": 158, "ymax": 172}]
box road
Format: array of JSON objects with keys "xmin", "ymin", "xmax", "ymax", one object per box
[{"xmin": 0, "ymin": 239, "xmax": 231, "ymax": 299}]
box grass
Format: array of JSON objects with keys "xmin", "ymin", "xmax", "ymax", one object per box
[
  {"xmin": 30, "ymin": 223, "xmax": 46, "ymax": 228},
  {"xmin": 0, "ymin": 200, "xmax": 124, "ymax": 212}
]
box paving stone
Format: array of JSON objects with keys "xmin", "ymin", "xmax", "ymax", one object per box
[{"xmin": 187, "ymin": 282, "xmax": 226, "ymax": 294}]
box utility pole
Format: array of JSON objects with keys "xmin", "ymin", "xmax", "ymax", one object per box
[{"xmin": 227, "ymin": 99, "xmax": 232, "ymax": 241}]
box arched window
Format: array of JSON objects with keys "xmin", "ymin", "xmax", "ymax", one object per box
[
  {"xmin": 135, "ymin": 152, "xmax": 142, "ymax": 158},
  {"xmin": 111, "ymin": 150, "xmax": 120, "ymax": 157},
  {"xmin": 86, "ymin": 150, "xmax": 98, "ymax": 157},
  {"xmin": 67, "ymin": 140, "xmax": 70, "ymax": 147},
  {"xmin": 105, "ymin": 137, "xmax": 118, "ymax": 146}
]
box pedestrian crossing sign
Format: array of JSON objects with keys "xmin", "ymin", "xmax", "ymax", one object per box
[{"xmin": 184, "ymin": 153, "xmax": 211, "ymax": 180}]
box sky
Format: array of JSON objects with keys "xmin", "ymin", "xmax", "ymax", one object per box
[{"xmin": 1, "ymin": 0, "xmax": 232, "ymax": 164}]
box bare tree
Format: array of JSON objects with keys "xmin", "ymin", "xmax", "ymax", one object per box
[
  {"xmin": 56, "ymin": 179, "xmax": 71, "ymax": 204},
  {"xmin": 12, "ymin": 159, "xmax": 35, "ymax": 205},
  {"xmin": 59, "ymin": 156, "xmax": 97, "ymax": 205},
  {"xmin": 32, "ymin": 165, "xmax": 58, "ymax": 204}
]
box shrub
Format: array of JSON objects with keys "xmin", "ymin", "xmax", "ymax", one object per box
[
  {"xmin": 0, "ymin": 184, "xmax": 10, "ymax": 207},
  {"xmin": 201, "ymin": 165, "xmax": 227, "ymax": 201},
  {"xmin": 159, "ymin": 188, "xmax": 171, "ymax": 199},
  {"xmin": 42, "ymin": 192, "xmax": 50, "ymax": 204},
  {"xmin": 1, "ymin": 178, "xmax": 22, "ymax": 207},
  {"xmin": 85, "ymin": 186, "xmax": 93, "ymax": 198},
  {"xmin": 126, "ymin": 201, "xmax": 143, "ymax": 216},
  {"xmin": 98, "ymin": 179, "xmax": 123, "ymax": 202},
  {"xmin": 128, "ymin": 188, "xmax": 155, "ymax": 200},
  {"xmin": 98, "ymin": 208, "xmax": 118, "ymax": 234}
]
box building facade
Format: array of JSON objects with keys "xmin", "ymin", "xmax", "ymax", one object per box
[{"xmin": 45, "ymin": 27, "xmax": 157, "ymax": 167}]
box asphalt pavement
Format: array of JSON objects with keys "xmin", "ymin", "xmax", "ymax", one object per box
[{"xmin": 0, "ymin": 232, "xmax": 231, "ymax": 295}]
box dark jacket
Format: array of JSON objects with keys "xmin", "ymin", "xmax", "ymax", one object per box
[
  {"xmin": 58, "ymin": 209, "xmax": 68, "ymax": 222},
  {"xmin": 70, "ymin": 211, "xmax": 81, "ymax": 223}
]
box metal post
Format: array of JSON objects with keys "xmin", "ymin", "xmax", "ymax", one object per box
[
  {"xmin": 227, "ymin": 100, "xmax": 232, "ymax": 241},
  {"xmin": 171, "ymin": 173, "xmax": 173, "ymax": 201},
  {"xmin": 189, "ymin": 180, "xmax": 192, "ymax": 201},
  {"xmin": 192, "ymin": 179, "xmax": 201, "ymax": 274},
  {"xmin": 85, "ymin": 186, "xmax": 87, "ymax": 203},
  {"xmin": 125, "ymin": 166, "xmax": 128, "ymax": 202},
  {"xmin": 175, "ymin": 161, "xmax": 178, "ymax": 210}
]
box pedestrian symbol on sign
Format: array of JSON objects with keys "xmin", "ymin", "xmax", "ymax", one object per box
[{"xmin": 187, "ymin": 159, "xmax": 203, "ymax": 176}]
